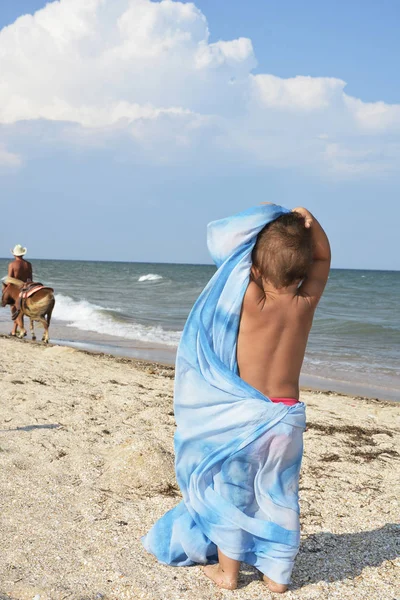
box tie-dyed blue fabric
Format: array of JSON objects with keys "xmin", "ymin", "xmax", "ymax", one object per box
[{"xmin": 142, "ymin": 204, "xmax": 306, "ymax": 584}]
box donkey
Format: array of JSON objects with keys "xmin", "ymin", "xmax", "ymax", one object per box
[{"xmin": 2, "ymin": 277, "xmax": 55, "ymax": 343}]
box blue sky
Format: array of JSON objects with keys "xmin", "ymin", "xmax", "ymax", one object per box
[{"xmin": 0, "ymin": 0, "xmax": 399, "ymax": 269}]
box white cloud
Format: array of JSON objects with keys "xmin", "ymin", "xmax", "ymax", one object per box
[
  {"xmin": 0, "ymin": 0, "xmax": 253, "ymax": 126},
  {"xmin": 195, "ymin": 38, "xmax": 255, "ymax": 71},
  {"xmin": 251, "ymin": 74, "xmax": 346, "ymax": 111},
  {"xmin": 0, "ymin": 144, "xmax": 21, "ymax": 168},
  {"xmin": 344, "ymin": 95, "xmax": 400, "ymax": 132},
  {"xmin": 322, "ymin": 142, "xmax": 389, "ymax": 175},
  {"xmin": 0, "ymin": 0, "xmax": 399, "ymax": 176}
]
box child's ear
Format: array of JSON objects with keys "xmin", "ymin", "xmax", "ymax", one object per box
[{"xmin": 250, "ymin": 265, "xmax": 261, "ymax": 280}]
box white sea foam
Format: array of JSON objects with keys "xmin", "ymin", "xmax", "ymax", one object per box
[
  {"xmin": 138, "ymin": 273, "xmax": 163, "ymax": 282},
  {"xmin": 53, "ymin": 294, "xmax": 180, "ymax": 346}
]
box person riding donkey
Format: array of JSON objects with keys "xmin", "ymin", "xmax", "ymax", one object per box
[
  {"xmin": 7, "ymin": 244, "xmax": 33, "ymax": 336},
  {"xmin": 2, "ymin": 245, "xmax": 55, "ymax": 343}
]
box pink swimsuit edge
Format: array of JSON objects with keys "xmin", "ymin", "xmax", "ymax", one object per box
[{"xmin": 270, "ymin": 397, "xmax": 299, "ymax": 406}]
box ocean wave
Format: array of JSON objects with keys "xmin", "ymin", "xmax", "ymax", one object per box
[
  {"xmin": 314, "ymin": 317, "xmax": 400, "ymax": 336},
  {"xmin": 53, "ymin": 294, "xmax": 180, "ymax": 346},
  {"xmin": 138, "ymin": 273, "xmax": 163, "ymax": 282}
]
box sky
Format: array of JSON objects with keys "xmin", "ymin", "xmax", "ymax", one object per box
[{"xmin": 0, "ymin": 0, "xmax": 399, "ymax": 269}]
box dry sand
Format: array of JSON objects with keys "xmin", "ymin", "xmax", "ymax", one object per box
[{"xmin": 0, "ymin": 336, "xmax": 399, "ymax": 600}]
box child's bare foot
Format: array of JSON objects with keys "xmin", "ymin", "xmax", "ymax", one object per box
[
  {"xmin": 202, "ymin": 564, "xmax": 238, "ymax": 590},
  {"xmin": 262, "ymin": 575, "xmax": 288, "ymax": 593}
]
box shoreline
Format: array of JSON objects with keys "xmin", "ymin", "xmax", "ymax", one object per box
[
  {"xmin": 0, "ymin": 331, "xmax": 398, "ymax": 403},
  {"xmin": 0, "ymin": 261, "xmax": 398, "ymax": 405}
]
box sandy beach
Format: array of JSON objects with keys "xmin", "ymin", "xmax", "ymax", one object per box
[{"xmin": 0, "ymin": 335, "xmax": 399, "ymax": 600}]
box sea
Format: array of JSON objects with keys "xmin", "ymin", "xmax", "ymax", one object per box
[{"xmin": 0, "ymin": 259, "xmax": 399, "ymax": 402}]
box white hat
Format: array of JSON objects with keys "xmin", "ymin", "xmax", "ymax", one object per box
[{"xmin": 11, "ymin": 244, "xmax": 27, "ymax": 257}]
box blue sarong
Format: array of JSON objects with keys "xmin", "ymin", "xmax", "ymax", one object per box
[{"xmin": 142, "ymin": 204, "xmax": 306, "ymax": 585}]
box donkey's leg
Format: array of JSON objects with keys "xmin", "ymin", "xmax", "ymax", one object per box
[
  {"xmin": 17, "ymin": 314, "xmax": 26, "ymax": 339},
  {"xmin": 45, "ymin": 299, "xmax": 55, "ymax": 343},
  {"xmin": 30, "ymin": 319, "xmax": 36, "ymax": 341},
  {"xmin": 39, "ymin": 317, "xmax": 49, "ymax": 343},
  {"xmin": 21, "ymin": 314, "xmax": 26, "ymax": 337},
  {"xmin": 10, "ymin": 306, "xmax": 18, "ymax": 336},
  {"xmin": 47, "ymin": 299, "xmax": 55, "ymax": 326}
]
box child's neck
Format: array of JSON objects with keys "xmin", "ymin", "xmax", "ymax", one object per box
[{"xmin": 262, "ymin": 280, "xmax": 299, "ymax": 296}]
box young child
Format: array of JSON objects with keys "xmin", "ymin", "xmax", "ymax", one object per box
[
  {"xmin": 203, "ymin": 206, "xmax": 331, "ymax": 592},
  {"xmin": 142, "ymin": 204, "xmax": 330, "ymax": 594}
]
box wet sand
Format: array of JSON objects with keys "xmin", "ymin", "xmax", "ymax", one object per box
[{"xmin": 0, "ymin": 336, "xmax": 399, "ymax": 600}]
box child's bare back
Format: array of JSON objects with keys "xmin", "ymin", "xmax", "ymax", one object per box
[
  {"xmin": 237, "ymin": 207, "xmax": 331, "ymax": 402},
  {"xmin": 238, "ymin": 285, "xmax": 314, "ymax": 399}
]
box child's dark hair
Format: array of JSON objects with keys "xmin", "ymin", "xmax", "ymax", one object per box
[{"xmin": 252, "ymin": 212, "xmax": 313, "ymax": 288}]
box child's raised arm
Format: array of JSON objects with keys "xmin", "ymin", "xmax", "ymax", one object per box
[{"xmin": 292, "ymin": 207, "xmax": 331, "ymax": 306}]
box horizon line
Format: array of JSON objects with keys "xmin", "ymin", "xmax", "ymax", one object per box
[{"xmin": 0, "ymin": 257, "xmax": 398, "ymax": 272}]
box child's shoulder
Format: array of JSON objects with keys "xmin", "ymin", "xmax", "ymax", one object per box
[{"xmin": 242, "ymin": 280, "xmax": 265, "ymax": 312}]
